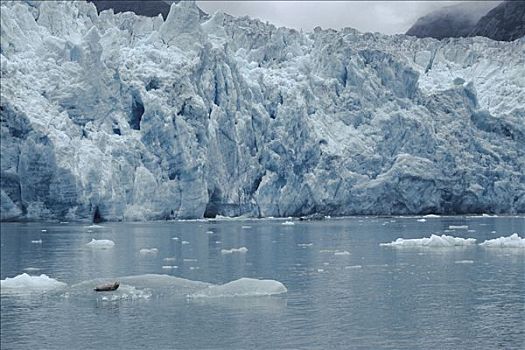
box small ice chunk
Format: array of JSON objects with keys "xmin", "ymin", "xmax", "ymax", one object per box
[
  {"xmin": 323, "ymin": 262, "xmax": 330, "ymax": 266},
  {"xmin": 86, "ymin": 239, "xmax": 115, "ymax": 249},
  {"xmin": 221, "ymin": 247, "xmax": 248, "ymax": 254},
  {"xmin": 162, "ymin": 265, "xmax": 178, "ymax": 269},
  {"xmin": 455, "ymin": 260, "xmax": 474, "ymax": 264},
  {"xmin": 172, "ymin": 237, "xmax": 179, "ymax": 241},
  {"xmin": 183, "ymin": 258, "xmax": 198, "ymax": 262},
  {"xmin": 163, "ymin": 257, "xmax": 176, "ymax": 262},
  {"xmin": 468, "ymin": 229, "xmax": 476, "ymax": 233},
  {"xmin": 282, "ymin": 221, "xmax": 295, "ymax": 225},
  {"xmin": 241, "ymin": 225, "xmax": 252, "ymax": 229},
  {"xmin": 380, "ymin": 234, "xmax": 477, "ymax": 247},
  {"xmin": 423, "ymin": 214, "xmax": 440, "ymax": 218},
  {"xmin": 319, "ymin": 249, "xmax": 334, "ymax": 253},
  {"xmin": 182, "ymin": 241, "xmax": 190, "ymax": 245},
  {"xmin": 41, "ymin": 229, "xmax": 47, "ymax": 232},
  {"xmin": 334, "ymin": 251, "xmax": 350, "ymax": 256},
  {"xmin": 417, "ymin": 219, "xmax": 426, "ymax": 222},
  {"xmin": 317, "ymin": 269, "xmax": 324, "ymax": 272},
  {"xmin": 345, "ymin": 265, "xmax": 362, "ymax": 269},
  {"xmin": 449, "ymin": 225, "xmax": 469, "ymax": 229},
  {"xmin": 206, "ymin": 231, "xmax": 214, "ymax": 234},
  {"xmin": 297, "ymin": 243, "xmax": 313, "ymax": 247},
  {"xmin": 139, "ymin": 248, "xmax": 159, "ymax": 256},
  {"xmin": 31, "ymin": 239, "xmax": 42, "ymax": 244},
  {"xmin": 479, "ymin": 233, "xmax": 525, "ymax": 248},
  {"xmin": 86, "ymin": 225, "xmax": 104, "ymax": 229},
  {"xmin": 1, "ymin": 273, "xmax": 67, "ymax": 292},
  {"xmin": 190, "ymin": 278, "xmax": 287, "ymax": 298}
]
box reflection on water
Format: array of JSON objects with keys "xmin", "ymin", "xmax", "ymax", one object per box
[{"xmin": 1, "ymin": 216, "xmax": 524, "ymax": 349}]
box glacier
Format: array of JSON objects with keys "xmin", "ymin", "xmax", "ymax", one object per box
[{"xmin": 1, "ymin": 1, "xmax": 524, "ymax": 221}]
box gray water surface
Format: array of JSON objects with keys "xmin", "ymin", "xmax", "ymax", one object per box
[{"xmin": 1, "ymin": 217, "xmax": 524, "ymax": 349}]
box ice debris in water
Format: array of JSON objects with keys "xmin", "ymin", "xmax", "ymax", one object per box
[
  {"xmin": 297, "ymin": 243, "xmax": 313, "ymax": 247},
  {"xmin": 449, "ymin": 225, "xmax": 469, "ymax": 230},
  {"xmin": 41, "ymin": 229, "xmax": 47, "ymax": 232},
  {"xmin": 455, "ymin": 260, "xmax": 474, "ymax": 264},
  {"xmin": 282, "ymin": 221, "xmax": 295, "ymax": 226},
  {"xmin": 162, "ymin": 265, "xmax": 178, "ymax": 269},
  {"xmin": 417, "ymin": 219, "xmax": 427, "ymax": 222},
  {"xmin": 182, "ymin": 241, "xmax": 190, "ymax": 245},
  {"xmin": 423, "ymin": 215, "xmax": 440, "ymax": 218},
  {"xmin": 380, "ymin": 234, "xmax": 477, "ymax": 247},
  {"xmin": 86, "ymin": 239, "xmax": 115, "ymax": 249},
  {"xmin": 139, "ymin": 248, "xmax": 159, "ymax": 255},
  {"xmin": 31, "ymin": 239, "xmax": 42, "ymax": 244},
  {"xmin": 334, "ymin": 251, "xmax": 351, "ymax": 256},
  {"xmin": 189, "ymin": 278, "xmax": 287, "ymax": 298},
  {"xmin": 221, "ymin": 247, "xmax": 248, "ymax": 254},
  {"xmin": 1, "ymin": 273, "xmax": 67, "ymax": 292},
  {"xmin": 479, "ymin": 234, "xmax": 525, "ymax": 248}
]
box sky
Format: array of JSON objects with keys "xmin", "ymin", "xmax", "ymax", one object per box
[{"xmin": 196, "ymin": 1, "xmax": 501, "ymax": 35}]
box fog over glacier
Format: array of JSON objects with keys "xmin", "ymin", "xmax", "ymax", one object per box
[{"xmin": 1, "ymin": 1, "xmax": 524, "ymax": 221}]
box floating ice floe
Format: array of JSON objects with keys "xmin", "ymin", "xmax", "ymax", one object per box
[
  {"xmin": 163, "ymin": 257, "xmax": 176, "ymax": 262},
  {"xmin": 206, "ymin": 231, "xmax": 214, "ymax": 234},
  {"xmin": 449, "ymin": 225, "xmax": 469, "ymax": 230},
  {"xmin": 162, "ymin": 265, "xmax": 178, "ymax": 269},
  {"xmin": 139, "ymin": 248, "xmax": 159, "ymax": 256},
  {"xmin": 479, "ymin": 234, "xmax": 525, "ymax": 248},
  {"xmin": 189, "ymin": 278, "xmax": 287, "ymax": 298},
  {"xmin": 423, "ymin": 214, "xmax": 440, "ymax": 218},
  {"xmin": 31, "ymin": 239, "xmax": 42, "ymax": 244},
  {"xmin": 297, "ymin": 243, "xmax": 313, "ymax": 247},
  {"xmin": 86, "ymin": 225, "xmax": 104, "ymax": 229},
  {"xmin": 41, "ymin": 229, "xmax": 47, "ymax": 232},
  {"xmin": 455, "ymin": 260, "xmax": 474, "ymax": 264},
  {"xmin": 282, "ymin": 221, "xmax": 295, "ymax": 226},
  {"xmin": 23, "ymin": 267, "xmax": 41, "ymax": 272},
  {"xmin": 334, "ymin": 251, "xmax": 351, "ymax": 256},
  {"xmin": 241, "ymin": 225, "xmax": 252, "ymax": 229},
  {"xmin": 345, "ymin": 265, "xmax": 362, "ymax": 269},
  {"xmin": 221, "ymin": 247, "xmax": 248, "ymax": 254},
  {"xmin": 86, "ymin": 239, "xmax": 115, "ymax": 249},
  {"xmin": 1, "ymin": 273, "xmax": 67, "ymax": 293},
  {"xmin": 182, "ymin": 241, "xmax": 190, "ymax": 245},
  {"xmin": 171, "ymin": 237, "xmax": 179, "ymax": 241},
  {"xmin": 417, "ymin": 219, "xmax": 427, "ymax": 222},
  {"xmin": 380, "ymin": 234, "xmax": 477, "ymax": 247}
]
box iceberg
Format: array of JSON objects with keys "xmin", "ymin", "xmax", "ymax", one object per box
[
  {"xmin": 1, "ymin": 273, "xmax": 67, "ymax": 293},
  {"xmin": 189, "ymin": 278, "xmax": 287, "ymax": 298},
  {"xmin": 86, "ymin": 239, "xmax": 115, "ymax": 249},
  {"xmin": 0, "ymin": 1, "xmax": 524, "ymax": 221},
  {"xmin": 479, "ymin": 233, "xmax": 525, "ymax": 248},
  {"xmin": 380, "ymin": 234, "xmax": 477, "ymax": 247},
  {"xmin": 221, "ymin": 247, "xmax": 248, "ymax": 254}
]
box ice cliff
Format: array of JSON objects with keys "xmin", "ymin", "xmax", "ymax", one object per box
[{"xmin": 1, "ymin": 1, "xmax": 524, "ymax": 221}]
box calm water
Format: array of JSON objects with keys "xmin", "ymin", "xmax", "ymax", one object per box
[{"xmin": 1, "ymin": 216, "xmax": 524, "ymax": 349}]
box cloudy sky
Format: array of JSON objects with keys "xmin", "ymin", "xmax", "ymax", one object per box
[{"xmin": 196, "ymin": 1, "xmax": 501, "ymax": 34}]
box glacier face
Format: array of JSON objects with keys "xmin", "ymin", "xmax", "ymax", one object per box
[{"xmin": 1, "ymin": 1, "xmax": 524, "ymax": 221}]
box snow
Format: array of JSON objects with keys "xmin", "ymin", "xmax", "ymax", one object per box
[
  {"xmin": 221, "ymin": 247, "xmax": 248, "ymax": 254},
  {"xmin": 380, "ymin": 234, "xmax": 477, "ymax": 247},
  {"xmin": 190, "ymin": 278, "xmax": 287, "ymax": 298},
  {"xmin": 1, "ymin": 273, "xmax": 67, "ymax": 293},
  {"xmin": 86, "ymin": 239, "xmax": 115, "ymax": 248},
  {"xmin": 1, "ymin": 0, "xmax": 524, "ymax": 222},
  {"xmin": 139, "ymin": 248, "xmax": 159, "ymax": 255},
  {"xmin": 479, "ymin": 233, "xmax": 525, "ymax": 248}
]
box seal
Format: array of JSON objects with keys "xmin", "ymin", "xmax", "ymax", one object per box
[{"xmin": 94, "ymin": 281, "xmax": 120, "ymax": 292}]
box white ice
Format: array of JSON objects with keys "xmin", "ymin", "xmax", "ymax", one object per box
[
  {"xmin": 221, "ymin": 247, "xmax": 248, "ymax": 254},
  {"xmin": 139, "ymin": 248, "xmax": 159, "ymax": 255},
  {"xmin": 86, "ymin": 239, "xmax": 115, "ymax": 249},
  {"xmin": 380, "ymin": 234, "xmax": 477, "ymax": 247},
  {"xmin": 189, "ymin": 278, "xmax": 287, "ymax": 298},
  {"xmin": 1, "ymin": 273, "xmax": 67, "ymax": 293},
  {"xmin": 479, "ymin": 233, "xmax": 525, "ymax": 248}
]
